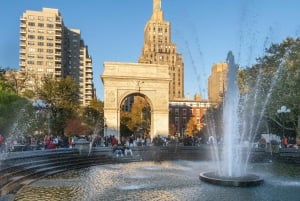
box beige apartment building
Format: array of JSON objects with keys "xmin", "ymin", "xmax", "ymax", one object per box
[
  {"xmin": 208, "ymin": 62, "xmax": 228, "ymax": 104},
  {"xmin": 19, "ymin": 8, "xmax": 94, "ymax": 106},
  {"xmin": 138, "ymin": 0, "xmax": 184, "ymax": 100}
]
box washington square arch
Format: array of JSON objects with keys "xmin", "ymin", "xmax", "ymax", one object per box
[{"xmin": 101, "ymin": 62, "xmax": 171, "ymax": 141}]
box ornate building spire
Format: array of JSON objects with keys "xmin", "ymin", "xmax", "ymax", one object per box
[
  {"xmin": 153, "ymin": 0, "xmax": 161, "ymax": 12},
  {"xmin": 151, "ymin": 0, "xmax": 164, "ymax": 21}
]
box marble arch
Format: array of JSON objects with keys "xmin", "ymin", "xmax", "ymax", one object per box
[{"xmin": 101, "ymin": 62, "xmax": 171, "ymax": 141}]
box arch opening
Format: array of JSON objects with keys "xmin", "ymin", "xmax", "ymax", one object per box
[{"xmin": 119, "ymin": 93, "xmax": 152, "ymax": 146}]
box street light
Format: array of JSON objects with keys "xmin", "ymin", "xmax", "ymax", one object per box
[
  {"xmin": 137, "ymin": 80, "xmax": 144, "ymax": 93},
  {"xmin": 277, "ymin": 105, "xmax": 290, "ymax": 137},
  {"xmin": 104, "ymin": 118, "xmax": 107, "ymax": 137}
]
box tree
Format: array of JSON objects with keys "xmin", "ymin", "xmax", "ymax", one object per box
[
  {"xmin": 0, "ymin": 76, "xmax": 31, "ymax": 136},
  {"xmin": 239, "ymin": 37, "xmax": 300, "ymax": 139},
  {"xmin": 38, "ymin": 76, "xmax": 80, "ymax": 136},
  {"xmin": 185, "ymin": 118, "xmax": 197, "ymax": 136},
  {"xmin": 120, "ymin": 95, "xmax": 150, "ymax": 138},
  {"xmin": 64, "ymin": 119, "xmax": 89, "ymax": 137},
  {"xmin": 82, "ymin": 98, "xmax": 104, "ymax": 136}
]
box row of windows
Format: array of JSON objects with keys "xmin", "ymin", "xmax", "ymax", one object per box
[
  {"xmin": 148, "ymin": 26, "xmax": 168, "ymax": 33},
  {"xmin": 173, "ymin": 117, "xmax": 201, "ymax": 125},
  {"xmin": 27, "ymin": 60, "xmax": 54, "ymax": 66},
  {"xmin": 170, "ymin": 108, "xmax": 202, "ymax": 116},
  {"xmin": 27, "ymin": 35, "xmax": 55, "ymax": 41},
  {"xmin": 28, "ymin": 34, "xmax": 54, "ymax": 41},
  {"xmin": 28, "ymin": 54, "xmax": 54, "ymax": 59},
  {"xmin": 27, "ymin": 68, "xmax": 55, "ymax": 74},
  {"xmin": 28, "ymin": 22, "xmax": 56, "ymax": 29},
  {"xmin": 27, "ymin": 41, "xmax": 54, "ymax": 47},
  {"xmin": 28, "ymin": 15, "xmax": 54, "ymax": 22},
  {"xmin": 28, "ymin": 48, "xmax": 57, "ymax": 53},
  {"xmin": 27, "ymin": 28, "xmax": 55, "ymax": 35}
]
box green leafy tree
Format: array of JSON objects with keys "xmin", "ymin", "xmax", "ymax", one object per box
[
  {"xmin": 38, "ymin": 76, "xmax": 80, "ymax": 136},
  {"xmin": 0, "ymin": 76, "xmax": 31, "ymax": 136},
  {"xmin": 82, "ymin": 98, "xmax": 104, "ymax": 135},
  {"xmin": 240, "ymin": 37, "xmax": 300, "ymax": 139}
]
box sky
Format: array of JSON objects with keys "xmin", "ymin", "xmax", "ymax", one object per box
[{"xmin": 1, "ymin": 0, "xmax": 300, "ymax": 100}]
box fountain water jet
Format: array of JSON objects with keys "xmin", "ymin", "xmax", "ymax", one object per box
[{"xmin": 199, "ymin": 51, "xmax": 264, "ymax": 187}]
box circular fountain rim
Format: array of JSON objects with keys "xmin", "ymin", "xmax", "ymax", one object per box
[{"xmin": 199, "ymin": 171, "xmax": 264, "ymax": 187}]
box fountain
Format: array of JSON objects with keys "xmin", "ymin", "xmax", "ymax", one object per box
[{"xmin": 199, "ymin": 51, "xmax": 264, "ymax": 187}]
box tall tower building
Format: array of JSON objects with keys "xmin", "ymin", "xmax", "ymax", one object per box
[
  {"xmin": 139, "ymin": 0, "xmax": 184, "ymax": 100},
  {"xmin": 208, "ymin": 62, "xmax": 228, "ymax": 103},
  {"xmin": 19, "ymin": 8, "xmax": 94, "ymax": 106}
]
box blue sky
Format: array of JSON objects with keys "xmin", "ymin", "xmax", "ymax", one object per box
[{"xmin": 1, "ymin": 0, "xmax": 300, "ymax": 100}]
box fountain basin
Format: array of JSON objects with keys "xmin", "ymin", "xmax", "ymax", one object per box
[{"xmin": 199, "ymin": 171, "xmax": 264, "ymax": 187}]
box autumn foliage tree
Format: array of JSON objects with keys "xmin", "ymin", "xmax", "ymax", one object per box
[
  {"xmin": 120, "ymin": 95, "xmax": 150, "ymax": 137},
  {"xmin": 64, "ymin": 119, "xmax": 89, "ymax": 137}
]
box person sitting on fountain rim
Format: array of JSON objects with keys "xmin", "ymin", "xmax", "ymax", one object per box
[
  {"xmin": 112, "ymin": 144, "xmax": 124, "ymax": 157},
  {"xmin": 124, "ymin": 145, "xmax": 133, "ymax": 156}
]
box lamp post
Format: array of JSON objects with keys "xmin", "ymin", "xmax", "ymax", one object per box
[
  {"xmin": 104, "ymin": 118, "xmax": 107, "ymax": 137},
  {"xmin": 137, "ymin": 80, "xmax": 144, "ymax": 93},
  {"xmin": 277, "ymin": 105, "xmax": 290, "ymax": 138}
]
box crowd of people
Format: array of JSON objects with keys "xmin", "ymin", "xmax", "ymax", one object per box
[{"xmin": 1, "ymin": 131, "xmax": 299, "ymax": 155}]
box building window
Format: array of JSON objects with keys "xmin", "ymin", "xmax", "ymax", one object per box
[
  {"xmin": 47, "ymin": 24, "xmax": 54, "ymax": 28},
  {"xmin": 183, "ymin": 109, "xmax": 186, "ymax": 116},
  {"xmin": 28, "ymin": 22, "xmax": 35, "ymax": 26},
  {"xmin": 175, "ymin": 117, "xmax": 179, "ymax": 125},
  {"xmin": 46, "ymin": 62, "xmax": 53, "ymax": 66},
  {"xmin": 196, "ymin": 109, "xmax": 200, "ymax": 116},
  {"xmin": 175, "ymin": 108, "xmax": 179, "ymax": 116},
  {"xmin": 38, "ymin": 23, "xmax": 44, "ymax": 27},
  {"xmin": 46, "ymin": 36, "xmax": 53, "ymax": 41}
]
